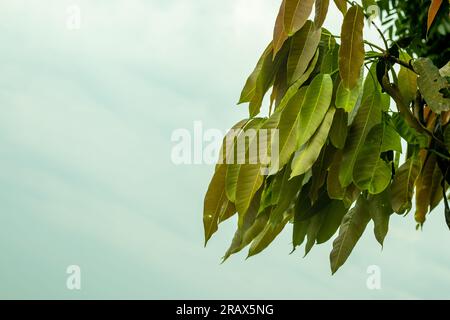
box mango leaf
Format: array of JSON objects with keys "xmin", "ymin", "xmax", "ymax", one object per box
[
  {"xmin": 287, "ymin": 20, "xmax": 322, "ymax": 84},
  {"xmin": 204, "ymin": 164, "xmax": 236, "ymax": 245},
  {"xmin": 308, "ymin": 144, "xmax": 336, "ymax": 203},
  {"xmin": 305, "ymin": 212, "xmax": 327, "ymax": 256},
  {"xmin": 330, "ymin": 195, "xmax": 371, "ymax": 274},
  {"xmin": 238, "ymin": 45, "xmax": 272, "ymax": 104},
  {"xmin": 223, "ymin": 192, "xmax": 267, "ymax": 261},
  {"xmin": 335, "ymin": 81, "xmax": 361, "ymax": 112},
  {"xmin": 217, "ymin": 119, "xmax": 249, "ymax": 170},
  {"xmin": 235, "ymin": 115, "xmax": 281, "ymax": 222},
  {"xmin": 430, "ymin": 164, "xmax": 445, "ymax": 211},
  {"xmin": 297, "ymin": 74, "xmax": 334, "ymax": 146},
  {"xmin": 273, "ymin": 0, "xmax": 289, "ymax": 57},
  {"xmin": 226, "ymin": 118, "xmax": 265, "ymax": 202},
  {"xmin": 339, "ymin": 5, "xmax": 365, "ymax": 89},
  {"xmin": 398, "ymin": 51, "xmax": 417, "ymax": 105},
  {"xmin": 314, "ymin": 0, "xmax": 330, "ymax": 29},
  {"xmin": 333, "ymin": 0, "xmax": 347, "ymax": 15},
  {"xmin": 328, "ymin": 151, "xmax": 346, "ymax": 200},
  {"xmin": 292, "ymin": 219, "xmax": 311, "ymax": 251},
  {"xmin": 316, "ymin": 200, "xmax": 348, "ymax": 244},
  {"xmin": 427, "ymin": 0, "xmax": 444, "ymax": 32},
  {"xmin": 277, "ymin": 50, "xmax": 320, "ymax": 112},
  {"xmin": 353, "ymin": 124, "xmax": 392, "ymax": 194},
  {"xmin": 413, "ymin": 58, "xmax": 450, "ymax": 113},
  {"xmin": 320, "ymin": 42, "xmax": 339, "ymax": 75},
  {"xmin": 381, "ymin": 122, "xmax": 402, "ymax": 153},
  {"xmin": 248, "ymin": 210, "xmax": 294, "ymax": 258},
  {"xmin": 291, "ymin": 107, "xmax": 336, "ymax": 178},
  {"xmin": 249, "ymin": 43, "xmax": 290, "ymax": 117},
  {"xmin": 391, "ymin": 155, "xmax": 422, "ymax": 215},
  {"xmin": 277, "ymin": 87, "xmax": 308, "ymax": 170},
  {"xmin": 368, "ymin": 187, "xmax": 393, "ymax": 246},
  {"xmin": 329, "ymin": 108, "xmax": 348, "ymax": 149},
  {"xmin": 389, "ymin": 113, "xmax": 428, "ymax": 148},
  {"xmin": 339, "ymin": 90, "xmax": 382, "ymax": 187},
  {"xmin": 284, "ymin": 0, "xmax": 316, "ymax": 36},
  {"xmin": 415, "ymin": 154, "xmax": 437, "ymax": 225}
]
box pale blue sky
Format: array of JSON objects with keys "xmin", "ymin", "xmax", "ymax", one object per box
[{"xmin": 0, "ymin": 0, "xmax": 449, "ymax": 299}]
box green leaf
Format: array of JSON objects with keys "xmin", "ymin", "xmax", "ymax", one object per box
[
  {"xmin": 330, "ymin": 195, "xmax": 371, "ymax": 274},
  {"xmin": 287, "ymin": 20, "xmax": 322, "ymax": 84},
  {"xmin": 284, "ymin": 0, "xmax": 316, "ymax": 36},
  {"xmin": 273, "ymin": 0, "xmax": 289, "ymax": 57},
  {"xmin": 204, "ymin": 164, "xmax": 236, "ymax": 246},
  {"xmin": 413, "ymin": 58, "xmax": 450, "ymax": 113},
  {"xmin": 398, "ymin": 51, "xmax": 417, "ymax": 105},
  {"xmin": 277, "ymin": 50, "xmax": 320, "ymax": 112},
  {"xmin": 389, "ymin": 113, "xmax": 428, "ymax": 148},
  {"xmin": 291, "ymin": 107, "xmax": 336, "ymax": 178},
  {"xmin": 249, "ymin": 43, "xmax": 289, "ymax": 117},
  {"xmin": 226, "ymin": 118, "xmax": 265, "ymax": 202},
  {"xmin": 317, "ymin": 201, "xmax": 348, "ymax": 244},
  {"xmin": 335, "ymin": 81, "xmax": 361, "ymax": 113},
  {"xmin": 381, "ymin": 123, "xmax": 402, "ymax": 153},
  {"xmin": 415, "ymin": 153, "xmax": 436, "ymax": 225},
  {"xmin": 368, "ymin": 186, "xmax": 393, "ymax": 246},
  {"xmin": 339, "ymin": 5, "xmax": 365, "ymax": 89},
  {"xmin": 277, "ymin": 87, "xmax": 308, "ymax": 169},
  {"xmin": 339, "ymin": 90, "xmax": 382, "ymax": 187},
  {"xmin": 333, "ymin": 0, "xmax": 347, "ymax": 15},
  {"xmin": 327, "ymin": 151, "xmax": 346, "ymax": 200},
  {"xmin": 314, "ymin": 0, "xmax": 330, "ymax": 29},
  {"xmin": 391, "ymin": 155, "xmax": 422, "ymax": 215},
  {"xmin": 238, "ymin": 45, "xmax": 272, "ymax": 105},
  {"xmin": 329, "ymin": 108, "xmax": 348, "ymax": 149},
  {"xmin": 248, "ymin": 210, "xmax": 293, "ymax": 258},
  {"xmin": 297, "ymin": 74, "xmax": 334, "ymax": 146},
  {"xmin": 223, "ymin": 192, "xmax": 267, "ymax": 261},
  {"xmin": 292, "ymin": 219, "xmax": 310, "ymax": 251},
  {"xmin": 353, "ymin": 124, "xmax": 392, "ymax": 194},
  {"xmin": 305, "ymin": 212, "xmax": 326, "ymax": 256}
]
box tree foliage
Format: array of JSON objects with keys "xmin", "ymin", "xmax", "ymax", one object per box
[{"xmin": 204, "ymin": 0, "xmax": 450, "ymax": 273}]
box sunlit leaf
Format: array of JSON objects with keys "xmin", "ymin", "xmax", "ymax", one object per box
[
  {"xmin": 339, "ymin": 5, "xmax": 365, "ymax": 89},
  {"xmin": 391, "ymin": 155, "xmax": 422, "ymax": 215},
  {"xmin": 315, "ymin": 0, "xmax": 330, "ymax": 29},
  {"xmin": 284, "ymin": 0, "xmax": 316, "ymax": 36},
  {"xmin": 415, "ymin": 153, "xmax": 437, "ymax": 225},
  {"xmin": 398, "ymin": 51, "xmax": 417, "ymax": 105},
  {"xmin": 335, "ymin": 81, "xmax": 361, "ymax": 113},
  {"xmin": 297, "ymin": 74, "xmax": 334, "ymax": 146},
  {"xmin": 427, "ymin": 0, "xmax": 444, "ymax": 32},
  {"xmin": 330, "ymin": 195, "xmax": 371, "ymax": 274},
  {"xmin": 287, "ymin": 20, "xmax": 321, "ymax": 84},
  {"xmin": 291, "ymin": 107, "xmax": 336, "ymax": 177},
  {"xmin": 273, "ymin": 0, "xmax": 289, "ymax": 57},
  {"xmin": 333, "ymin": 0, "xmax": 347, "ymax": 15}
]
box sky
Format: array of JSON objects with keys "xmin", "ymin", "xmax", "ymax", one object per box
[{"xmin": 0, "ymin": 0, "xmax": 449, "ymax": 299}]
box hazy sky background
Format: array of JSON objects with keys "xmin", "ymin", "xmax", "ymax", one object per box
[{"xmin": 0, "ymin": 0, "xmax": 449, "ymax": 299}]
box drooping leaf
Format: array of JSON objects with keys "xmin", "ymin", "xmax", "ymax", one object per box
[
  {"xmin": 314, "ymin": 0, "xmax": 330, "ymax": 29},
  {"xmin": 329, "ymin": 108, "xmax": 348, "ymax": 149},
  {"xmin": 389, "ymin": 113, "xmax": 428, "ymax": 148},
  {"xmin": 415, "ymin": 153, "xmax": 437, "ymax": 225},
  {"xmin": 320, "ymin": 41, "xmax": 339, "ymax": 75},
  {"xmin": 249, "ymin": 44, "xmax": 290, "ymax": 117},
  {"xmin": 398, "ymin": 51, "xmax": 417, "ymax": 105},
  {"xmin": 339, "ymin": 90, "xmax": 382, "ymax": 187},
  {"xmin": 204, "ymin": 165, "xmax": 236, "ymax": 245},
  {"xmin": 291, "ymin": 107, "xmax": 336, "ymax": 177},
  {"xmin": 304, "ymin": 212, "xmax": 326, "ymax": 256},
  {"xmin": 316, "ymin": 200, "xmax": 348, "ymax": 244},
  {"xmin": 238, "ymin": 45, "xmax": 272, "ymax": 104},
  {"xmin": 368, "ymin": 187, "xmax": 393, "ymax": 246},
  {"xmin": 427, "ymin": 0, "xmax": 444, "ymax": 32},
  {"xmin": 235, "ymin": 115, "xmax": 281, "ymax": 222},
  {"xmin": 339, "ymin": 5, "xmax": 365, "ymax": 89},
  {"xmin": 284, "ymin": 0, "xmax": 316, "ymax": 36},
  {"xmin": 330, "ymin": 195, "xmax": 371, "ymax": 274},
  {"xmin": 297, "ymin": 74, "xmax": 334, "ymax": 146},
  {"xmin": 353, "ymin": 124, "xmax": 392, "ymax": 195},
  {"xmin": 223, "ymin": 192, "xmax": 267, "ymax": 261},
  {"xmin": 277, "ymin": 87, "xmax": 308, "ymax": 170},
  {"xmin": 333, "ymin": 0, "xmax": 347, "ymax": 15},
  {"xmin": 430, "ymin": 164, "xmax": 445, "ymax": 211},
  {"xmin": 276, "ymin": 50, "xmax": 320, "ymax": 112},
  {"xmin": 391, "ymin": 155, "xmax": 422, "ymax": 215},
  {"xmin": 381, "ymin": 122, "xmax": 403, "ymax": 153},
  {"xmin": 413, "ymin": 58, "xmax": 450, "ymax": 113},
  {"xmin": 328, "ymin": 151, "xmax": 346, "ymax": 200},
  {"xmin": 226, "ymin": 118, "xmax": 265, "ymax": 202},
  {"xmin": 308, "ymin": 144, "xmax": 336, "ymax": 203},
  {"xmin": 273, "ymin": 0, "xmax": 289, "ymax": 57},
  {"xmin": 287, "ymin": 20, "xmax": 322, "ymax": 84},
  {"xmin": 335, "ymin": 81, "xmax": 361, "ymax": 113}
]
